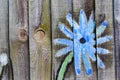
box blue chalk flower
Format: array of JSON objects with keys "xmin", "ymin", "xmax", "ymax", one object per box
[{"xmin": 54, "ymin": 9, "xmax": 112, "ymax": 76}]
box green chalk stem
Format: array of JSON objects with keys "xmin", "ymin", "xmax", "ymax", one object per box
[
  {"xmin": 0, "ymin": 64, "xmax": 3, "ymax": 76},
  {"xmin": 57, "ymin": 52, "xmax": 73, "ymax": 80}
]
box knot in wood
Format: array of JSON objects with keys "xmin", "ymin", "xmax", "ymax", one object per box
[
  {"xmin": 33, "ymin": 29, "xmax": 45, "ymax": 43},
  {"xmin": 18, "ymin": 29, "xmax": 27, "ymax": 42}
]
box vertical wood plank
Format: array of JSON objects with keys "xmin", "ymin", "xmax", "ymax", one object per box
[
  {"xmin": 51, "ymin": 0, "xmax": 75, "ymax": 80},
  {"xmin": 9, "ymin": 0, "xmax": 30, "ymax": 80},
  {"xmin": 114, "ymin": 0, "xmax": 120, "ymax": 80},
  {"xmin": 95, "ymin": 0, "xmax": 115, "ymax": 80},
  {"xmin": 29, "ymin": 0, "xmax": 42, "ymax": 79},
  {"xmin": 29, "ymin": 0, "xmax": 51, "ymax": 79},
  {"xmin": 0, "ymin": 0, "xmax": 9, "ymax": 80},
  {"xmin": 29, "ymin": 0, "xmax": 42, "ymax": 80},
  {"xmin": 73, "ymin": 0, "xmax": 97, "ymax": 80}
]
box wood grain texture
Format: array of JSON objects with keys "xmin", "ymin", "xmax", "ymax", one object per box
[
  {"xmin": 0, "ymin": 0, "xmax": 118, "ymax": 79},
  {"xmin": 73, "ymin": 0, "xmax": 97, "ymax": 80},
  {"xmin": 51, "ymin": 0, "xmax": 75, "ymax": 80},
  {"xmin": 29, "ymin": 0, "xmax": 42, "ymax": 79},
  {"xmin": 114, "ymin": 0, "xmax": 120, "ymax": 80},
  {"xmin": 29, "ymin": 0, "xmax": 51, "ymax": 79},
  {"xmin": 95, "ymin": 0, "xmax": 115, "ymax": 80},
  {"xmin": 0, "ymin": 0, "xmax": 9, "ymax": 80},
  {"xmin": 9, "ymin": 0, "xmax": 29, "ymax": 80}
]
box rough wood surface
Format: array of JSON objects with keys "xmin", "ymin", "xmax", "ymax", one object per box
[
  {"xmin": 0, "ymin": 0, "xmax": 118, "ymax": 79},
  {"xmin": 29, "ymin": 0, "xmax": 51, "ymax": 80},
  {"xmin": 114, "ymin": 0, "xmax": 120, "ymax": 80},
  {"xmin": 9, "ymin": 0, "xmax": 29, "ymax": 80},
  {"xmin": 51, "ymin": 0, "xmax": 75, "ymax": 80},
  {"xmin": 95, "ymin": 0, "xmax": 115, "ymax": 80},
  {"xmin": 73, "ymin": 0, "xmax": 97, "ymax": 80},
  {"xmin": 0, "ymin": 0, "xmax": 9, "ymax": 80}
]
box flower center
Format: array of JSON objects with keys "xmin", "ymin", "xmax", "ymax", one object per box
[{"xmin": 80, "ymin": 37, "xmax": 86, "ymax": 44}]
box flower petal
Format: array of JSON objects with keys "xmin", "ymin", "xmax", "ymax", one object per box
[
  {"xmin": 97, "ymin": 55, "xmax": 105, "ymax": 69},
  {"xmin": 58, "ymin": 23, "xmax": 73, "ymax": 39},
  {"xmin": 74, "ymin": 41, "xmax": 81, "ymax": 75},
  {"xmin": 66, "ymin": 13, "xmax": 79, "ymax": 29},
  {"xmin": 54, "ymin": 38, "xmax": 73, "ymax": 46},
  {"xmin": 88, "ymin": 40, "xmax": 95, "ymax": 46},
  {"xmin": 86, "ymin": 45, "xmax": 96, "ymax": 61},
  {"xmin": 97, "ymin": 47, "xmax": 110, "ymax": 54},
  {"xmin": 89, "ymin": 33, "xmax": 95, "ymax": 39},
  {"xmin": 88, "ymin": 13, "xmax": 95, "ymax": 33},
  {"xmin": 55, "ymin": 46, "xmax": 73, "ymax": 57},
  {"xmin": 97, "ymin": 35, "xmax": 112, "ymax": 45},
  {"xmin": 96, "ymin": 20, "xmax": 108, "ymax": 37},
  {"xmin": 82, "ymin": 49, "xmax": 93, "ymax": 76},
  {"xmin": 79, "ymin": 9, "xmax": 88, "ymax": 31}
]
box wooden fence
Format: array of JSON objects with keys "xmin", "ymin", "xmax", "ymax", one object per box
[{"xmin": 0, "ymin": 0, "xmax": 119, "ymax": 80}]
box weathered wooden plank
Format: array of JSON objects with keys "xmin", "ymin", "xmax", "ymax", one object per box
[
  {"xmin": 29, "ymin": 0, "xmax": 51, "ymax": 79},
  {"xmin": 28, "ymin": 0, "xmax": 42, "ymax": 79},
  {"xmin": 95, "ymin": 0, "xmax": 115, "ymax": 80},
  {"xmin": 114, "ymin": 0, "xmax": 120, "ymax": 80},
  {"xmin": 9, "ymin": 0, "xmax": 30, "ymax": 80},
  {"xmin": 73, "ymin": 0, "xmax": 97, "ymax": 80},
  {"xmin": 51, "ymin": 0, "xmax": 75, "ymax": 80},
  {"xmin": 0, "ymin": 0, "xmax": 9, "ymax": 80}
]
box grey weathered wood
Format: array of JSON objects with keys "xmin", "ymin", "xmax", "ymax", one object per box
[
  {"xmin": 0, "ymin": 0, "xmax": 117, "ymax": 79},
  {"xmin": 9, "ymin": 0, "xmax": 29, "ymax": 80},
  {"xmin": 28, "ymin": 0, "xmax": 42, "ymax": 79},
  {"xmin": 51, "ymin": 0, "xmax": 75, "ymax": 80},
  {"xmin": 29, "ymin": 0, "xmax": 42, "ymax": 80},
  {"xmin": 95, "ymin": 0, "xmax": 115, "ymax": 80},
  {"xmin": 114, "ymin": 0, "xmax": 120, "ymax": 80},
  {"xmin": 73, "ymin": 0, "xmax": 97, "ymax": 80},
  {"xmin": 0, "ymin": 0, "xmax": 9, "ymax": 80},
  {"xmin": 29, "ymin": 0, "xmax": 51, "ymax": 79}
]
